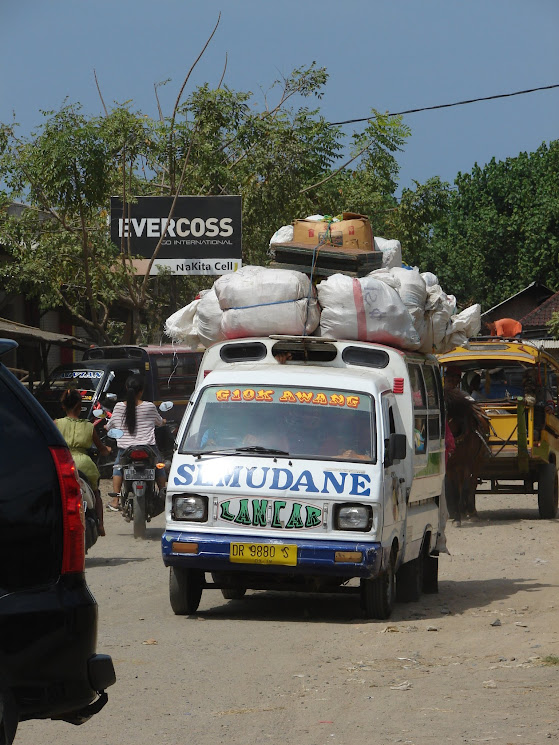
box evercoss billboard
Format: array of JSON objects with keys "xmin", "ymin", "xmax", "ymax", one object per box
[{"xmin": 110, "ymin": 195, "xmax": 242, "ymax": 275}]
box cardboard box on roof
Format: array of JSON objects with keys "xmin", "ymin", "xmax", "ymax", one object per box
[{"xmin": 292, "ymin": 212, "xmax": 374, "ymax": 251}]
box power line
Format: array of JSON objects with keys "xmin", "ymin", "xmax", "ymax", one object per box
[{"xmin": 329, "ymin": 84, "xmax": 559, "ymax": 126}]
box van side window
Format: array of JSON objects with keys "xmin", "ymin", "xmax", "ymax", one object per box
[
  {"xmin": 423, "ymin": 365, "xmax": 439, "ymax": 408},
  {"xmin": 409, "ymin": 364, "xmax": 427, "ymax": 454},
  {"xmin": 409, "ymin": 364, "xmax": 426, "ymax": 408}
]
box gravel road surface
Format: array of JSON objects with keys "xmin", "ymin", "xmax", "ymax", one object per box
[{"xmin": 16, "ymin": 486, "xmax": 559, "ymax": 745}]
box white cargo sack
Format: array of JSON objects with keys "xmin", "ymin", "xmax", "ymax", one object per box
[
  {"xmin": 391, "ymin": 267, "xmax": 427, "ymax": 327},
  {"xmin": 367, "ymin": 268, "xmax": 401, "ymax": 291},
  {"xmin": 317, "ymin": 274, "xmax": 420, "ymax": 351},
  {"xmin": 437, "ymin": 304, "xmax": 481, "ymax": 354},
  {"xmin": 214, "ymin": 266, "xmax": 320, "ymax": 339},
  {"xmin": 269, "ymin": 224, "xmax": 294, "ymax": 245},
  {"xmin": 164, "ymin": 298, "xmax": 201, "ymax": 349},
  {"xmin": 374, "ymin": 236, "xmax": 402, "ymax": 269},
  {"xmin": 421, "ymin": 271, "xmax": 439, "ymax": 288},
  {"xmin": 197, "ymin": 288, "xmax": 226, "ymax": 347}
]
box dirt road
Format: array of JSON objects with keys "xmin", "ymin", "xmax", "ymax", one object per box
[{"xmin": 16, "ymin": 487, "xmax": 559, "ymax": 745}]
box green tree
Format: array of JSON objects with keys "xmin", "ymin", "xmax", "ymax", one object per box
[
  {"xmin": 0, "ymin": 105, "xmax": 144, "ymax": 344},
  {"xmin": 386, "ymin": 176, "xmax": 453, "ymax": 269},
  {"xmin": 427, "ymin": 141, "xmax": 559, "ymax": 308},
  {"xmin": 0, "ymin": 61, "xmax": 412, "ymax": 342}
]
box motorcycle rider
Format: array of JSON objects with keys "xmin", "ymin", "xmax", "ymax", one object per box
[
  {"xmin": 106, "ymin": 374, "xmax": 167, "ymax": 511},
  {"xmin": 55, "ymin": 388, "xmax": 110, "ymax": 535}
]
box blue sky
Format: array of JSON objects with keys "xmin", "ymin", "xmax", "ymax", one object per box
[{"xmin": 1, "ymin": 0, "xmax": 558, "ymax": 197}]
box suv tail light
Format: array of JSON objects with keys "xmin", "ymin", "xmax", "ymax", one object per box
[
  {"xmin": 130, "ymin": 449, "xmax": 150, "ymax": 460},
  {"xmin": 49, "ymin": 446, "xmax": 85, "ymax": 574}
]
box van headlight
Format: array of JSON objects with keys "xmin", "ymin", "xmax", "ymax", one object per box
[
  {"xmin": 335, "ymin": 504, "xmax": 375, "ymax": 532},
  {"xmin": 172, "ymin": 495, "xmax": 208, "ymax": 522}
]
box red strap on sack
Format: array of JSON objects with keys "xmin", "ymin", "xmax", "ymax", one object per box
[{"xmin": 352, "ymin": 278, "xmax": 367, "ymax": 340}]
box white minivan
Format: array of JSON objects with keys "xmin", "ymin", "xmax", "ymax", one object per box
[{"xmin": 162, "ymin": 335, "xmax": 446, "ymax": 619}]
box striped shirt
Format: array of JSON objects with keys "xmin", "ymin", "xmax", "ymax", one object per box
[{"xmin": 108, "ymin": 401, "xmax": 163, "ymax": 449}]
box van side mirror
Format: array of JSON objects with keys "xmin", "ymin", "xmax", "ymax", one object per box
[{"xmin": 384, "ymin": 433, "xmax": 407, "ymax": 467}]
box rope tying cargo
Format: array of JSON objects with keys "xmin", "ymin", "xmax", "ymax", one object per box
[
  {"xmin": 302, "ymin": 215, "xmax": 335, "ymax": 337},
  {"xmin": 229, "ymin": 298, "xmax": 299, "ymax": 310}
]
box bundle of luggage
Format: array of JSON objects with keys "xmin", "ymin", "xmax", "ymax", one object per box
[
  {"xmin": 165, "ymin": 263, "xmax": 480, "ymax": 355},
  {"xmin": 165, "ymin": 212, "xmax": 480, "ymax": 353}
]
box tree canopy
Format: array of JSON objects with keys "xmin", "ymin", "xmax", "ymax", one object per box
[
  {"xmin": 391, "ymin": 141, "xmax": 559, "ymax": 309},
  {"xmin": 0, "ymin": 62, "xmax": 411, "ymax": 342}
]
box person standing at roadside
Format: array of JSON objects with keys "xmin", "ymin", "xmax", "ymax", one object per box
[{"xmin": 106, "ymin": 374, "xmax": 167, "ymax": 511}]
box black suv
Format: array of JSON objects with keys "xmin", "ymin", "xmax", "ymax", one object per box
[{"xmin": 0, "ymin": 340, "xmax": 115, "ymax": 744}]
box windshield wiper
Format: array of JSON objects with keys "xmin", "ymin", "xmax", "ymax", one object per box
[
  {"xmin": 187, "ymin": 446, "xmax": 290, "ymax": 458},
  {"xmin": 187, "ymin": 448, "xmax": 238, "ymax": 457},
  {"xmin": 234, "ymin": 446, "xmax": 290, "ymax": 456}
]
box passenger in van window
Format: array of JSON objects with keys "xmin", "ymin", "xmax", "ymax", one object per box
[
  {"xmin": 56, "ymin": 388, "xmax": 110, "ymax": 536},
  {"xmin": 106, "ymin": 375, "xmax": 167, "ymax": 511},
  {"xmin": 274, "ymin": 351, "xmax": 292, "ymax": 364},
  {"xmin": 327, "ymin": 413, "xmax": 371, "ymax": 461}
]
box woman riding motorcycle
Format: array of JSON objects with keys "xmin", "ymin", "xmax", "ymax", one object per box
[
  {"xmin": 106, "ymin": 374, "xmax": 167, "ymax": 511},
  {"xmin": 55, "ymin": 388, "xmax": 110, "ymax": 535}
]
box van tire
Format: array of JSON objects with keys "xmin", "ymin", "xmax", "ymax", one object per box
[
  {"xmin": 396, "ymin": 558, "xmax": 422, "ymax": 602},
  {"xmin": 360, "ymin": 556, "xmax": 396, "ymax": 620},
  {"xmin": 538, "ymin": 463, "xmax": 558, "ymax": 519},
  {"xmin": 221, "ymin": 588, "xmax": 247, "ymax": 600},
  {"xmin": 422, "ymin": 554, "xmax": 439, "ymax": 594},
  {"xmin": 169, "ymin": 567, "xmax": 203, "ymax": 615}
]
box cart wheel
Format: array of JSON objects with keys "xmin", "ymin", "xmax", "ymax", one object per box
[
  {"xmin": 538, "ymin": 463, "xmax": 558, "ymax": 519},
  {"xmin": 169, "ymin": 567, "xmax": 204, "ymax": 615}
]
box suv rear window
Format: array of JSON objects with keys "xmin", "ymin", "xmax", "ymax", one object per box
[{"xmin": 0, "ymin": 376, "xmax": 62, "ymax": 593}]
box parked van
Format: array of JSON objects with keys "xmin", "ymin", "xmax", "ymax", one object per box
[
  {"xmin": 439, "ymin": 338, "xmax": 559, "ymax": 518},
  {"xmin": 162, "ymin": 335, "xmax": 446, "ymax": 619}
]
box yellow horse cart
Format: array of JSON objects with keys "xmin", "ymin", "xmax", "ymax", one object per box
[{"xmin": 439, "ymin": 339, "xmax": 559, "ymax": 518}]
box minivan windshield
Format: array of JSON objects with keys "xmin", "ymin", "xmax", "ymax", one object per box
[{"xmin": 180, "ymin": 385, "xmax": 375, "ymax": 462}]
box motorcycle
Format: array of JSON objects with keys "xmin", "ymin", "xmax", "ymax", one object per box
[
  {"xmin": 106, "ymin": 402, "xmax": 174, "ymax": 539},
  {"xmin": 77, "ymin": 471, "xmax": 100, "ymax": 553}
]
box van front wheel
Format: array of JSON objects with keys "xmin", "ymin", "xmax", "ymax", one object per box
[
  {"xmin": 169, "ymin": 567, "xmax": 203, "ymax": 615},
  {"xmin": 361, "ymin": 559, "xmax": 395, "ymax": 620},
  {"xmin": 538, "ymin": 463, "xmax": 558, "ymax": 519}
]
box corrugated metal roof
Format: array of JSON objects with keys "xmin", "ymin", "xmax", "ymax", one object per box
[{"xmin": 0, "ymin": 318, "xmax": 88, "ymax": 348}]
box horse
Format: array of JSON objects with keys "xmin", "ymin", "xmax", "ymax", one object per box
[{"xmin": 444, "ymin": 387, "xmax": 490, "ymax": 525}]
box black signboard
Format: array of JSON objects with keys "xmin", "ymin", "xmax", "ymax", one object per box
[{"xmin": 110, "ymin": 195, "xmax": 242, "ymax": 275}]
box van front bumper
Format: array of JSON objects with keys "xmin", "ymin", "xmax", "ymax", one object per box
[{"xmin": 162, "ymin": 530, "xmax": 382, "ymax": 579}]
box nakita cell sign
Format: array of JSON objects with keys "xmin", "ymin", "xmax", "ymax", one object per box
[{"xmin": 110, "ymin": 196, "xmax": 242, "ymax": 276}]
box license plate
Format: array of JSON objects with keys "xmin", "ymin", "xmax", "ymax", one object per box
[
  {"xmin": 230, "ymin": 543, "xmax": 297, "ymax": 566},
  {"xmin": 124, "ymin": 467, "xmax": 155, "ymax": 480}
]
